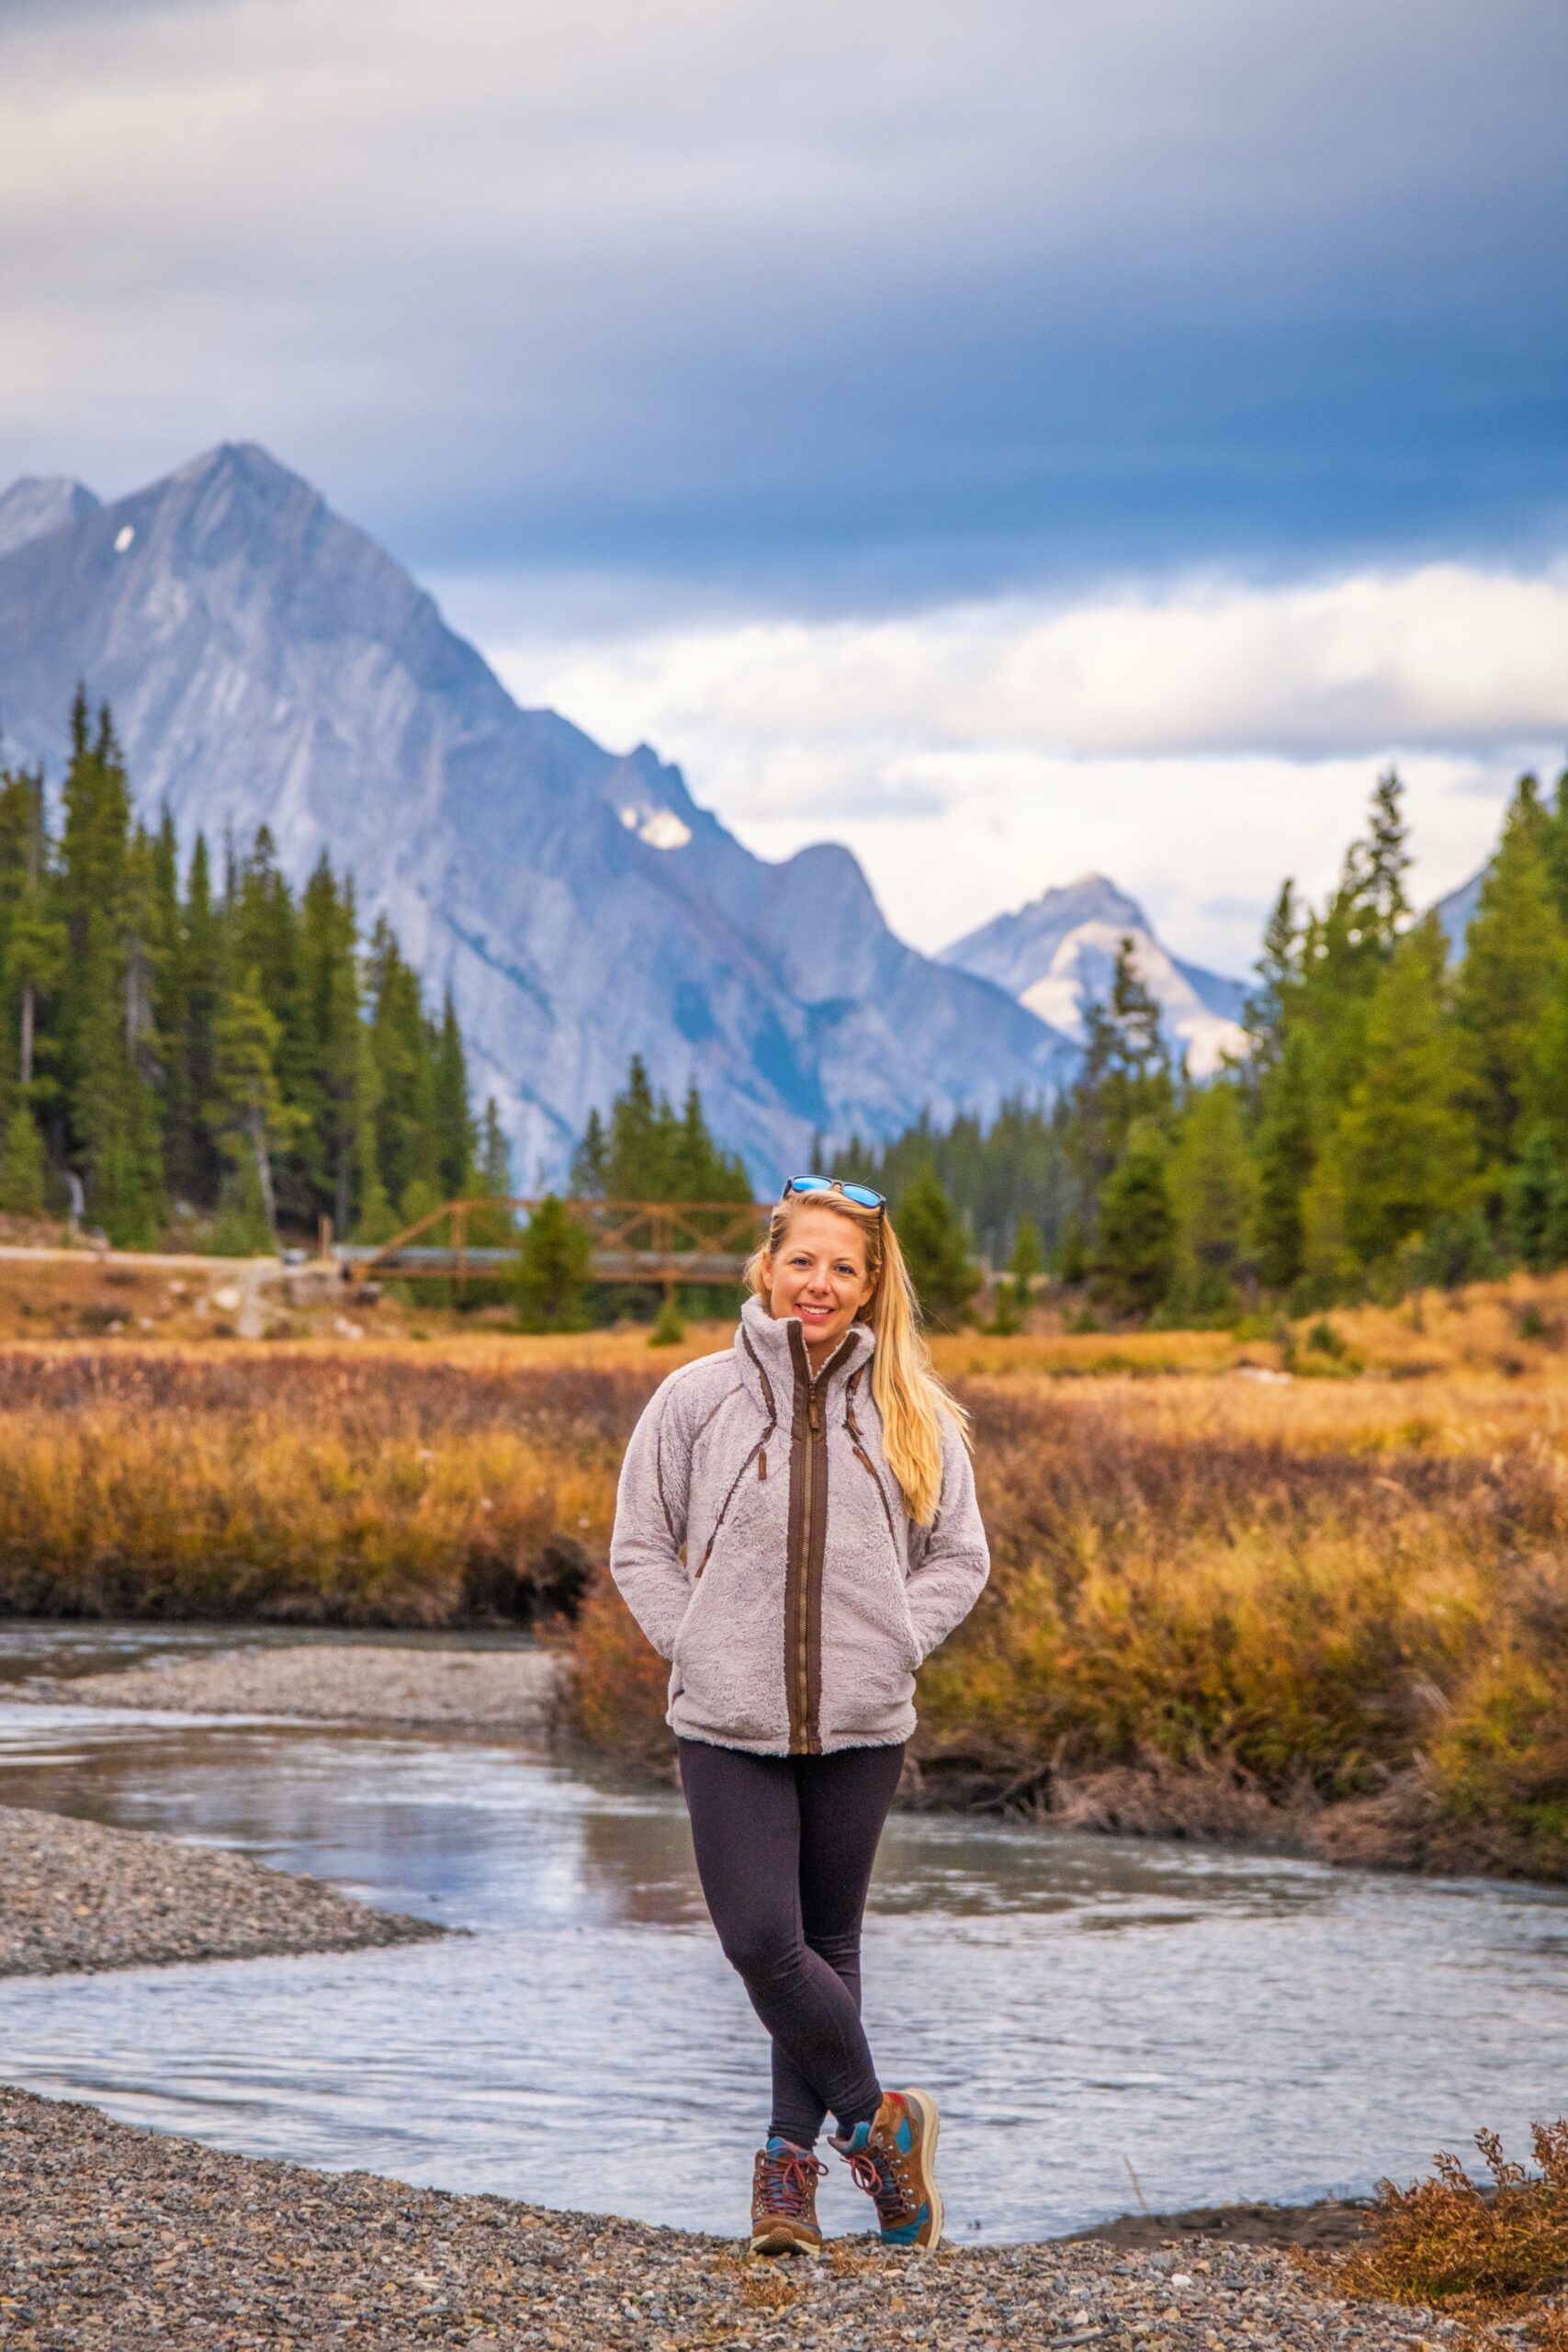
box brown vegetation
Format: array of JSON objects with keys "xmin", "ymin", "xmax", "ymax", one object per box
[
  {"xmin": 562, "ymin": 1287, "xmax": 1568, "ymax": 1882},
  {"xmin": 0, "ymin": 1345, "xmax": 649, "ymax": 1624},
  {"xmin": 1337, "ymin": 2125, "xmax": 1568, "ymax": 2346},
  {"xmin": 4, "ymin": 1271, "xmax": 1568, "ymax": 1882}
]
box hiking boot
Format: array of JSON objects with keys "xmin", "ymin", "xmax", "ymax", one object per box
[
  {"xmin": 832, "ymin": 2088, "xmax": 943, "ymax": 2252},
  {"xmin": 750, "ymin": 2137, "xmax": 827, "ymax": 2256}
]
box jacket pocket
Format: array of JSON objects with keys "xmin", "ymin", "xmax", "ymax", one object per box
[{"xmin": 849, "ymin": 1437, "xmax": 899, "ymax": 1551}]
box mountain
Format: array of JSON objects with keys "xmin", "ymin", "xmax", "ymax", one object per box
[
  {"xmin": 0, "ymin": 476, "xmax": 99, "ymax": 562},
  {"xmin": 941, "ymin": 875, "xmax": 1250, "ymax": 1077},
  {"xmin": 1434, "ymin": 866, "xmax": 1486, "ymax": 959},
  {"xmin": 0, "ymin": 442, "xmax": 1076, "ymax": 1187}
]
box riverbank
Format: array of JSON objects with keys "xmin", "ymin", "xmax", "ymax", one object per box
[
  {"xmin": 0, "ymin": 1805, "xmax": 444, "ymax": 1976},
  {"xmin": 0, "ymin": 2085, "xmax": 1432, "ymax": 2351},
  {"xmin": 1, "ymin": 1298, "xmax": 1567, "ymax": 1883},
  {"xmin": 11, "ymin": 1640, "xmax": 561, "ymax": 1728}
]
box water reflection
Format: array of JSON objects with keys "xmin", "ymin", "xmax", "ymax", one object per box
[{"xmin": 3, "ymin": 1625, "xmax": 1568, "ymax": 2241}]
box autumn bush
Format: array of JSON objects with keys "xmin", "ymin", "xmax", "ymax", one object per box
[
  {"xmin": 0, "ymin": 1346, "xmax": 648, "ymax": 1625},
  {"xmin": 560, "ymin": 1359, "xmax": 1568, "ymax": 1877},
  {"xmin": 1340, "ymin": 2124, "xmax": 1568, "ymax": 2342},
  {"xmin": 6, "ymin": 1323, "xmax": 1568, "ymax": 1882}
]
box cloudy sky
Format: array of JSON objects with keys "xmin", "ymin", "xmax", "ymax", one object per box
[{"xmin": 3, "ymin": 0, "xmax": 1565, "ymax": 969}]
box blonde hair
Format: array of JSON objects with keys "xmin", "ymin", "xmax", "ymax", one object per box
[{"xmin": 746, "ymin": 1191, "xmax": 971, "ymax": 1525}]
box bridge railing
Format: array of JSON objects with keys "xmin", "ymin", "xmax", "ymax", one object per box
[{"xmin": 338, "ymin": 1197, "xmax": 773, "ymax": 1291}]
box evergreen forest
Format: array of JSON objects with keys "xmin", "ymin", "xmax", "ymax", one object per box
[
  {"xmin": 837, "ymin": 766, "xmax": 1568, "ymax": 1320},
  {"xmin": 0, "ymin": 694, "xmax": 509, "ymax": 1250}
]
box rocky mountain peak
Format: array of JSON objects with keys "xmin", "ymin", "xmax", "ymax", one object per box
[
  {"xmin": 0, "ymin": 443, "xmax": 1073, "ymax": 1184},
  {"xmin": 0, "ymin": 475, "xmax": 100, "ymax": 561}
]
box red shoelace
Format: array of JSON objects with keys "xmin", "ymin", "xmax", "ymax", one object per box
[
  {"xmin": 757, "ymin": 2146, "xmax": 827, "ymax": 2218},
  {"xmin": 844, "ymin": 2145, "xmax": 912, "ymax": 2228}
]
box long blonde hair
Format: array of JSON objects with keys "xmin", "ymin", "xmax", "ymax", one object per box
[{"xmin": 747, "ymin": 1191, "xmax": 971, "ymax": 1525}]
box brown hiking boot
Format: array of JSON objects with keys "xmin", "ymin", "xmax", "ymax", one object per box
[
  {"xmin": 750, "ymin": 2137, "xmax": 827, "ymax": 2256},
  {"xmin": 832, "ymin": 2088, "xmax": 943, "ymax": 2252}
]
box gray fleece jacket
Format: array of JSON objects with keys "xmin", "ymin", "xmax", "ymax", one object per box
[{"xmin": 609, "ymin": 1295, "xmax": 989, "ymax": 1756}]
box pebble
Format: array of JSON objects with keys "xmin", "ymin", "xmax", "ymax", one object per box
[
  {"xmin": 0, "ymin": 1804, "xmax": 445, "ymax": 1976},
  {"xmin": 0, "ymin": 2086, "xmax": 1440, "ymax": 2351}
]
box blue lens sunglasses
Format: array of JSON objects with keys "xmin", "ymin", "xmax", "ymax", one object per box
[{"xmin": 782, "ymin": 1174, "xmax": 886, "ymax": 1213}]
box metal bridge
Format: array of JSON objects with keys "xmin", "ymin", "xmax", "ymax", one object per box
[{"xmin": 338, "ymin": 1196, "xmax": 772, "ymax": 1292}]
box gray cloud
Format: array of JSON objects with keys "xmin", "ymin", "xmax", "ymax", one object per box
[{"xmin": 1, "ymin": 0, "xmax": 1563, "ymax": 613}]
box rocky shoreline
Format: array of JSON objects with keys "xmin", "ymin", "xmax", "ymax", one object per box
[
  {"xmin": 0, "ymin": 2086, "xmax": 1442, "ymax": 2352},
  {"xmin": 0, "ymin": 1804, "xmax": 445, "ymax": 1977},
  {"xmin": 0, "ymin": 1634, "xmax": 1482, "ymax": 2345}
]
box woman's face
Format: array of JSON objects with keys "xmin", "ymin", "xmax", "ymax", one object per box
[{"xmin": 764, "ymin": 1206, "xmax": 874, "ymax": 1357}]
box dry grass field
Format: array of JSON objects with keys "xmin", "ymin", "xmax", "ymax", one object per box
[{"xmin": 1, "ymin": 1266, "xmax": 1566, "ymax": 1879}]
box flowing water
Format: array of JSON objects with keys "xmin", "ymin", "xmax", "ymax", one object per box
[{"xmin": 4, "ymin": 1625, "xmax": 1568, "ymax": 2242}]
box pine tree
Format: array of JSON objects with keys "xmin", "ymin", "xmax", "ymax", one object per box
[
  {"xmin": 57, "ymin": 704, "xmax": 165, "ymax": 1242},
  {"xmin": 0, "ymin": 763, "xmax": 63, "ymax": 1130},
  {"xmin": 570, "ymin": 1107, "xmax": 608, "ymax": 1197},
  {"xmin": 177, "ymin": 835, "xmax": 224, "ymax": 1211},
  {"xmin": 1244, "ymin": 879, "xmax": 1301, "ymax": 1078},
  {"xmin": 294, "ymin": 859, "xmax": 363, "ymax": 1235},
  {"xmin": 514, "ymin": 1194, "xmax": 592, "ymax": 1330},
  {"xmin": 1509, "ymin": 1125, "xmax": 1568, "ymax": 1272},
  {"xmin": 605, "ymin": 1055, "xmax": 660, "ymax": 1196},
  {"xmin": 1169, "ymin": 1082, "xmax": 1257, "ymax": 1314},
  {"xmin": 468, "ymin": 1098, "xmax": 516, "ymax": 1246},
  {"xmin": 1454, "ymin": 775, "xmax": 1566, "ymax": 1169},
  {"xmin": 432, "ymin": 991, "xmax": 476, "ymax": 1202},
  {"xmin": 0, "ymin": 1097, "xmax": 46, "ymax": 1217},
  {"xmin": 1511, "ymin": 944, "xmax": 1568, "ymax": 1270},
  {"xmin": 1092, "ymin": 1120, "xmax": 1176, "ymax": 1318},
  {"xmin": 1337, "ymin": 914, "xmax": 1475, "ymax": 1268},
  {"xmin": 1010, "ymin": 1213, "xmax": 1043, "ymax": 1307},
  {"xmin": 366, "ymin": 917, "xmax": 441, "ymax": 1220},
  {"xmin": 990, "ymin": 1211, "xmax": 1043, "ymax": 1335},
  {"xmin": 1540, "ymin": 764, "xmax": 1568, "ymax": 929},
  {"xmin": 208, "ymin": 964, "xmax": 299, "ymax": 1242},
  {"xmin": 896, "ymin": 1163, "xmax": 980, "ymax": 1329},
  {"xmin": 1253, "ymin": 1027, "xmax": 1314, "ymax": 1291},
  {"xmin": 1066, "ymin": 937, "xmax": 1174, "ymax": 1213}
]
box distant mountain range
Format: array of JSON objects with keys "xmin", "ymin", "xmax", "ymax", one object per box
[
  {"xmin": 0, "ymin": 446, "xmax": 1247, "ymax": 1184},
  {"xmin": 941, "ymin": 875, "xmax": 1249, "ymax": 1078}
]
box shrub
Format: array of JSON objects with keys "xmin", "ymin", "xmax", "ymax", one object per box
[
  {"xmin": 514, "ymin": 1195, "xmax": 592, "ymax": 1331},
  {"xmin": 1342, "ymin": 2124, "xmax": 1568, "ymax": 2322}
]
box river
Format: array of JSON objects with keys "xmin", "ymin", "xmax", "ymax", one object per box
[{"xmin": 3, "ymin": 1624, "xmax": 1566, "ymax": 2243}]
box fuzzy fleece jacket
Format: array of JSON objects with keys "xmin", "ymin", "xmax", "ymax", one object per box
[{"xmin": 609, "ymin": 1295, "xmax": 990, "ymax": 1755}]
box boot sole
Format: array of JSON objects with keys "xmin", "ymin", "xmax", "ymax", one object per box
[
  {"xmin": 897, "ymin": 2086, "xmax": 943, "ymax": 2256},
  {"xmin": 749, "ymin": 2226, "xmax": 823, "ymax": 2257}
]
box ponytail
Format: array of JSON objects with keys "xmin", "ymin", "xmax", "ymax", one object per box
[{"xmin": 747, "ymin": 1192, "xmax": 971, "ymax": 1525}]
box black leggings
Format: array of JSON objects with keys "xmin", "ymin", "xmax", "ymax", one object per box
[{"xmin": 678, "ymin": 1736, "xmax": 905, "ymax": 2149}]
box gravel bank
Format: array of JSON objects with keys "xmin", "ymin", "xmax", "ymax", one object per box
[
  {"xmin": 0, "ymin": 1805, "xmax": 444, "ymax": 1976},
  {"xmin": 0, "ymin": 2086, "xmax": 1440, "ymax": 2352},
  {"xmin": 15, "ymin": 1641, "xmax": 560, "ymax": 1729}
]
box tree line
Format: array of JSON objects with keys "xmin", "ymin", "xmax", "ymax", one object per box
[
  {"xmin": 837, "ymin": 766, "xmax": 1568, "ymax": 1322},
  {"xmin": 0, "ymin": 694, "xmax": 509, "ymax": 1250}
]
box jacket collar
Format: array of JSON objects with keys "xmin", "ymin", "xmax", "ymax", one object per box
[{"xmin": 735, "ymin": 1293, "xmax": 874, "ymax": 1415}]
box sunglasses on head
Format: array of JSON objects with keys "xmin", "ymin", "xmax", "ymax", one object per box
[{"xmin": 782, "ymin": 1174, "xmax": 886, "ymax": 1213}]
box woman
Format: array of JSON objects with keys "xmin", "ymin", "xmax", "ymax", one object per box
[{"xmin": 610, "ymin": 1175, "xmax": 989, "ymax": 2257}]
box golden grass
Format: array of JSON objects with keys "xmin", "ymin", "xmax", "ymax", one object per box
[
  {"xmin": 0, "ymin": 1348, "xmax": 635, "ymax": 1624},
  {"xmin": 2, "ymin": 1270, "xmax": 1567, "ymax": 1881},
  {"xmin": 559, "ymin": 1306, "xmax": 1568, "ymax": 1879}
]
